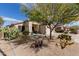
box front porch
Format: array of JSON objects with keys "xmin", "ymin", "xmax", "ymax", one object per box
[{"xmin": 28, "ymin": 22, "xmax": 46, "ymax": 35}]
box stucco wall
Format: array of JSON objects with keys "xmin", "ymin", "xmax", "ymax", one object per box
[
  {"xmin": 29, "ymin": 22, "xmax": 32, "ymax": 35},
  {"xmin": 39, "ymin": 25, "xmax": 46, "ymax": 34},
  {"xmin": 23, "ymin": 21, "xmax": 29, "ymax": 31},
  {"xmin": 24, "ymin": 21, "xmax": 55, "ymax": 36},
  {"xmin": 45, "ymin": 26, "xmax": 55, "ymax": 36},
  {"xmin": 14, "ymin": 23, "xmax": 23, "ymax": 29}
]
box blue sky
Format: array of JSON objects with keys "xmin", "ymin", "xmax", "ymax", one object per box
[
  {"xmin": 0, "ymin": 3, "xmax": 28, "ymax": 26},
  {"xmin": 0, "ymin": 3, "xmax": 26, "ymax": 20}
]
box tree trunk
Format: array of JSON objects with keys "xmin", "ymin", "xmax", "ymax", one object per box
[
  {"xmin": 49, "ymin": 25, "xmax": 52, "ymax": 40},
  {"xmin": 50, "ymin": 30, "xmax": 52, "ymax": 39},
  {"xmin": 49, "ymin": 23, "xmax": 59, "ymax": 40}
]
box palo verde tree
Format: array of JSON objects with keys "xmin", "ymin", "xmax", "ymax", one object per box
[{"xmin": 21, "ymin": 3, "xmax": 79, "ymax": 39}]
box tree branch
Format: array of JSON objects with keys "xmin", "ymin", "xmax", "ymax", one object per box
[{"xmin": 51, "ymin": 22, "xmax": 59, "ymax": 30}]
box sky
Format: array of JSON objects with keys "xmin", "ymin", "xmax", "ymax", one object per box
[
  {"xmin": 0, "ymin": 3, "xmax": 26, "ymax": 20},
  {"xmin": 0, "ymin": 3, "xmax": 28, "ymax": 26}
]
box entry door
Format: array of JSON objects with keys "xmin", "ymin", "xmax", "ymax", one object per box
[{"xmin": 32, "ymin": 24, "xmax": 39, "ymax": 33}]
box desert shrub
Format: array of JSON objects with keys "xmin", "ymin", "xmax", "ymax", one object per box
[
  {"xmin": 30, "ymin": 36, "xmax": 48, "ymax": 53},
  {"xmin": 3, "ymin": 27, "xmax": 20, "ymax": 40},
  {"xmin": 70, "ymin": 28, "xmax": 78, "ymax": 34},
  {"xmin": 13, "ymin": 34, "xmax": 30, "ymax": 45},
  {"xmin": 55, "ymin": 27, "xmax": 64, "ymax": 33},
  {"xmin": 58, "ymin": 34, "xmax": 71, "ymax": 41},
  {"xmin": 22, "ymin": 30, "xmax": 29, "ymax": 35},
  {"xmin": 30, "ymin": 38, "xmax": 43, "ymax": 48},
  {"xmin": 57, "ymin": 34, "xmax": 73, "ymax": 49},
  {"xmin": 0, "ymin": 28, "xmax": 2, "ymax": 32},
  {"xmin": 13, "ymin": 30, "xmax": 31, "ymax": 45}
]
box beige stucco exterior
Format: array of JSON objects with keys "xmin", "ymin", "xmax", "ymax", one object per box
[
  {"xmin": 24, "ymin": 21, "xmax": 55, "ymax": 36},
  {"xmin": 23, "ymin": 21, "xmax": 46, "ymax": 35},
  {"xmin": 7, "ymin": 21, "xmax": 56, "ymax": 36},
  {"xmin": 13, "ymin": 23, "xmax": 23, "ymax": 29}
]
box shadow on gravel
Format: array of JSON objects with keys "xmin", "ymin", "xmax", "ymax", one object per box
[{"xmin": 0, "ymin": 48, "xmax": 7, "ymax": 56}]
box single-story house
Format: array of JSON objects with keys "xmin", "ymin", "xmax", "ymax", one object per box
[
  {"xmin": 7, "ymin": 20, "xmax": 56, "ymax": 36},
  {"xmin": 8, "ymin": 22, "xmax": 25, "ymax": 32},
  {"xmin": 6, "ymin": 20, "xmax": 74, "ymax": 36}
]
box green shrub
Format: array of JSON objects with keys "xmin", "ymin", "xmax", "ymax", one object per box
[
  {"xmin": 22, "ymin": 30, "xmax": 29, "ymax": 35},
  {"xmin": 70, "ymin": 28, "xmax": 77, "ymax": 34},
  {"xmin": 57, "ymin": 34, "xmax": 72, "ymax": 49},
  {"xmin": 0, "ymin": 28, "xmax": 2, "ymax": 32},
  {"xmin": 3, "ymin": 27, "xmax": 20, "ymax": 40},
  {"xmin": 58, "ymin": 34, "xmax": 71, "ymax": 41}
]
